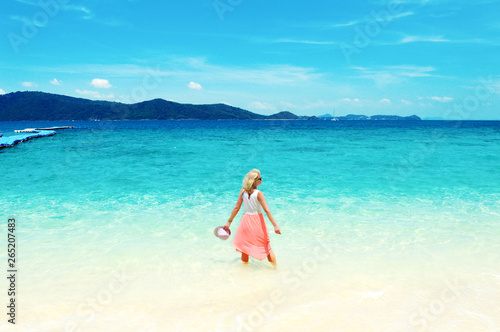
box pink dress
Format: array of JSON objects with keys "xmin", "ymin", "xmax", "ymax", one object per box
[{"xmin": 232, "ymin": 190, "xmax": 272, "ymax": 260}]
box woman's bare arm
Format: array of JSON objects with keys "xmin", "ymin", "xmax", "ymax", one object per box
[
  {"xmin": 257, "ymin": 191, "xmax": 281, "ymax": 234},
  {"xmin": 224, "ymin": 189, "xmax": 244, "ymax": 230}
]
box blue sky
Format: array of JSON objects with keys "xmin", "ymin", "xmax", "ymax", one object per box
[{"xmin": 1, "ymin": 0, "xmax": 499, "ymax": 119}]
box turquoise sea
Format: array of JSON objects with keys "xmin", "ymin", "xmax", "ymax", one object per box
[{"xmin": 1, "ymin": 120, "xmax": 499, "ymax": 331}]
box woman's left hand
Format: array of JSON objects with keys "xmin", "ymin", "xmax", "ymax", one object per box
[
  {"xmin": 223, "ymin": 222, "xmax": 231, "ymax": 231},
  {"xmin": 274, "ymin": 226, "xmax": 281, "ymax": 235}
]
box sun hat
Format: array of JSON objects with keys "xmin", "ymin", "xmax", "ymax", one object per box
[{"xmin": 214, "ymin": 226, "xmax": 231, "ymax": 240}]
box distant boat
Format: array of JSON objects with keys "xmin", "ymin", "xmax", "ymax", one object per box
[
  {"xmin": 332, "ymin": 118, "xmax": 339, "ymax": 121},
  {"xmin": 0, "ymin": 132, "xmax": 2, "ymax": 137}
]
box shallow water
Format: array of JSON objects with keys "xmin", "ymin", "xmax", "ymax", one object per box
[{"xmin": 1, "ymin": 120, "xmax": 499, "ymax": 331}]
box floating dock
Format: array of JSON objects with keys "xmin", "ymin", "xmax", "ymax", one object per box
[
  {"xmin": 0, "ymin": 130, "xmax": 57, "ymax": 150},
  {"xmin": 14, "ymin": 126, "xmax": 74, "ymax": 133}
]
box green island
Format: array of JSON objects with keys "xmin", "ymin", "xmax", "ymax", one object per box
[{"xmin": 0, "ymin": 91, "xmax": 421, "ymax": 121}]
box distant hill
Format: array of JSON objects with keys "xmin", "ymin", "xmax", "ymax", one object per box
[
  {"xmin": 0, "ymin": 91, "xmax": 296, "ymax": 121},
  {"xmin": 341, "ymin": 114, "xmax": 370, "ymax": 120},
  {"xmin": 319, "ymin": 113, "xmax": 421, "ymax": 121},
  {"xmin": 267, "ymin": 111, "xmax": 299, "ymax": 120},
  {"xmin": 423, "ymin": 117, "xmax": 445, "ymax": 120},
  {"xmin": 368, "ymin": 114, "xmax": 421, "ymax": 121}
]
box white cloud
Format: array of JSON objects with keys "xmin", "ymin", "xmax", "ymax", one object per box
[
  {"xmin": 332, "ymin": 20, "xmax": 359, "ymax": 27},
  {"xmin": 76, "ymin": 89, "xmax": 114, "ymax": 100},
  {"xmin": 391, "ymin": 65, "xmax": 437, "ymax": 78},
  {"xmin": 22, "ymin": 82, "xmax": 38, "ymax": 87},
  {"xmin": 0, "ymin": 89, "xmax": 6, "ymax": 95},
  {"xmin": 41, "ymin": 59, "xmax": 322, "ymax": 87},
  {"xmin": 76, "ymin": 89, "xmax": 97, "ymax": 97},
  {"xmin": 301, "ymin": 100, "xmax": 340, "ymax": 110},
  {"xmin": 467, "ymin": 77, "xmax": 500, "ymax": 95},
  {"xmin": 430, "ymin": 96, "xmax": 454, "ymax": 102},
  {"xmin": 91, "ymin": 78, "xmax": 112, "ymax": 89},
  {"xmin": 380, "ymin": 98, "xmax": 392, "ymax": 104},
  {"xmin": 272, "ymin": 39, "xmax": 336, "ymax": 45},
  {"xmin": 249, "ymin": 101, "xmax": 276, "ymax": 110},
  {"xmin": 10, "ymin": 15, "xmax": 26, "ymax": 23},
  {"xmin": 279, "ymin": 101, "xmax": 298, "ymax": 109},
  {"xmin": 400, "ymin": 35, "xmax": 450, "ymax": 43},
  {"xmin": 188, "ymin": 81, "xmax": 202, "ymax": 90},
  {"xmin": 352, "ymin": 65, "xmax": 437, "ymax": 86},
  {"xmin": 401, "ymin": 99, "xmax": 413, "ymax": 105},
  {"xmin": 16, "ymin": 1, "xmax": 93, "ymax": 18},
  {"xmin": 328, "ymin": 11, "xmax": 413, "ymax": 28},
  {"xmin": 168, "ymin": 58, "xmax": 322, "ymax": 86},
  {"xmin": 341, "ymin": 98, "xmax": 360, "ymax": 103},
  {"xmin": 391, "ymin": 11, "xmax": 415, "ymax": 19},
  {"xmin": 62, "ymin": 4, "xmax": 93, "ymax": 19},
  {"xmin": 14, "ymin": 0, "xmax": 37, "ymax": 5},
  {"xmin": 50, "ymin": 78, "xmax": 61, "ymax": 85}
]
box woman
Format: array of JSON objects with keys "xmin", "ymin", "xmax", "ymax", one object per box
[{"xmin": 224, "ymin": 169, "xmax": 281, "ymax": 268}]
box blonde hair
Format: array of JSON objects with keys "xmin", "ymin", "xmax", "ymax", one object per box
[{"xmin": 242, "ymin": 169, "xmax": 260, "ymax": 193}]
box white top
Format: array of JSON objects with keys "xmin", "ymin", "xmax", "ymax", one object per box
[{"xmin": 242, "ymin": 189, "xmax": 262, "ymax": 215}]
